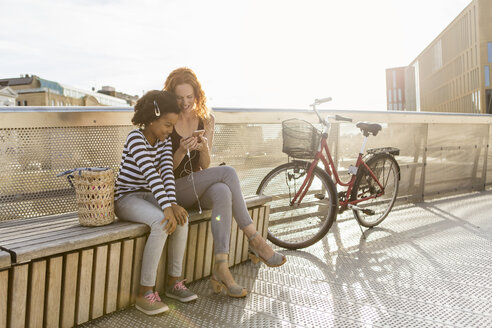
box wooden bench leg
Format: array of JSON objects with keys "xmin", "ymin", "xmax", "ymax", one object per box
[
  {"xmin": 45, "ymin": 256, "xmax": 62, "ymax": 328},
  {"xmin": 185, "ymin": 224, "xmax": 198, "ymax": 282},
  {"xmin": 194, "ymin": 222, "xmax": 207, "ymax": 280},
  {"xmin": 105, "ymin": 242, "xmax": 121, "ymax": 314},
  {"xmin": 28, "ymin": 260, "xmax": 47, "ymax": 328},
  {"xmin": 130, "ymin": 237, "xmax": 145, "ymax": 304},
  {"xmin": 118, "ymin": 239, "xmax": 134, "ymax": 310},
  {"xmin": 10, "ymin": 264, "xmax": 28, "ymax": 328},
  {"xmin": 61, "ymin": 252, "xmax": 78, "ymax": 328},
  {"xmin": 0, "ymin": 270, "xmax": 8, "ymax": 328},
  {"xmin": 77, "ymin": 249, "xmax": 94, "ymax": 325},
  {"xmin": 91, "ymin": 245, "xmax": 108, "ymax": 320}
]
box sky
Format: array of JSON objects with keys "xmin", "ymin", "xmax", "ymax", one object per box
[{"xmin": 1, "ymin": 0, "xmax": 473, "ymax": 110}]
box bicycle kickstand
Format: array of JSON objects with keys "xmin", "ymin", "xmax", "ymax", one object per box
[{"xmin": 348, "ymin": 204, "xmax": 367, "ymax": 240}]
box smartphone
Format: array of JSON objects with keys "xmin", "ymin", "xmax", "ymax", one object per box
[{"xmin": 192, "ymin": 129, "xmax": 205, "ymax": 137}]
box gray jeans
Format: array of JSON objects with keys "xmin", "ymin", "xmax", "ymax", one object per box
[
  {"xmin": 175, "ymin": 165, "xmax": 253, "ymax": 254},
  {"xmin": 114, "ymin": 191, "xmax": 188, "ymax": 287}
]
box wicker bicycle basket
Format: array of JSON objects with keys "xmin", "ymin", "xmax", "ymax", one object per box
[
  {"xmin": 60, "ymin": 168, "xmax": 115, "ymax": 227},
  {"xmin": 282, "ymin": 119, "xmax": 321, "ymax": 159}
]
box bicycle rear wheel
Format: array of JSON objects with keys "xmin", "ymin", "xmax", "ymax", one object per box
[
  {"xmin": 256, "ymin": 161, "xmax": 337, "ymax": 249},
  {"xmin": 350, "ymin": 153, "xmax": 399, "ymax": 227}
]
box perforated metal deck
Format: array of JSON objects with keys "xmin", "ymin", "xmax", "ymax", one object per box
[{"xmin": 82, "ymin": 191, "xmax": 492, "ymax": 327}]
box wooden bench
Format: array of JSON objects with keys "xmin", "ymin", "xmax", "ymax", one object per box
[{"xmin": 0, "ymin": 194, "xmax": 270, "ymax": 328}]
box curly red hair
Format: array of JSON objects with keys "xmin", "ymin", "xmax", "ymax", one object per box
[{"xmin": 163, "ymin": 67, "xmax": 210, "ymax": 120}]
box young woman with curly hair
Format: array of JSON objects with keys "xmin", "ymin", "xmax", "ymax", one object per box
[
  {"xmin": 114, "ymin": 90, "xmax": 197, "ymax": 315},
  {"xmin": 164, "ymin": 68, "xmax": 286, "ymax": 298}
]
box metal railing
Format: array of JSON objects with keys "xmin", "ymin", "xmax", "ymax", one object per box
[{"xmin": 1, "ymin": 106, "xmax": 491, "ymax": 221}]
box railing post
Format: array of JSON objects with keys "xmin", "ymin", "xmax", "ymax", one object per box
[
  {"xmin": 483, "ymin": 124, "xmax": 491, "ymax": 189},
  {"xmin": 417, "ymin": 123, "xmax": 429, "ymax": 202}
]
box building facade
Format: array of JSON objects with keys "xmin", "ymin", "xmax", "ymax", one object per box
[
  {"xmin": 386, "ymin": 67, "xmax": 407, "ymax": 111},
  {"xmin": 387, "ymin": 0, "xmax": 492, "ymax": 113},
  {"xmin": 0, "ymin": 75, "xmax": 130, "ymax": 107},
  {"xmin": 0, "ymin": 87, "xmax": 18, "ymax": 106}
]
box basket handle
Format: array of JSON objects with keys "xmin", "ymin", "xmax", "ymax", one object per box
[{"xmin": 57, "ymin": 167, "xmax": 110, "ymax": 188}]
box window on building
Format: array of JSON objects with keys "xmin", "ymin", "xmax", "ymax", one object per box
[
  {"xmin": 17, "ymin": 101, "xmax": 21, "ymax": 106},
  {"xmin": 485, "ymin": 66, "xmax": 491, "ymax": 87},
  {"xmin": 392, "ymin": 71, "xmax": 396, "ymax": 89},
  {"xmin": 388, "ymin": 89, "xmax": 392, "ymax": 103},
  {"xmin": 488, "ymin": 42, "xmax": 492, "ymax": 63},
  {"xmin": 51, "ymin": 100, "xmax": 55, "ymax": 106},
  {"xmin": 23, "ymin": 100, "xmax": 28, "ymax": 106},
  {"xmin": 398, "ymin": 88, "xmax": 402, "ymax": 102}
]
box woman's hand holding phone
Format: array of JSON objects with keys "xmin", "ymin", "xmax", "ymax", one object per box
[
  {"xmin": 179, "ymin": 130, "xmax": 205, "ymax": 153},
  {"xmin": 179, "ymin": 135, "xmax": 198, "ymax": 153}
]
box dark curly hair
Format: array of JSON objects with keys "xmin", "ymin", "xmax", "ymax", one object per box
[{"xmin": 132, "ymin": 90, "xmax": 180, "ymax": 126}]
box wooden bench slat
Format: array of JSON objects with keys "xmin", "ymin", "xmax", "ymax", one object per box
[
  {"xmin": 3, "ymin": 221, "xmax": 132, "ymax": 249},
  {"xmin": 0, "ymin": 217, "xmax": 79, "ymax": 233},
  {"xmin": 0, "ymin": 221, "xmax": 83, "ymax": 244},
  {"xmin": 9, "ymin": 222, "xmax": 148, "ymax": 264},
  {"xmin": 0, "ymin": 212, "xmax": 77, "ymax": 228}
]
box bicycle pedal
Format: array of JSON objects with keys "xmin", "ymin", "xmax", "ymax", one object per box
[
  {"xmin": 362, "ymin": 209, "xmax": 375, "ymax": 215},
  {"xmin": 348, "ymin": 204, "xmax": 375, "ymax": 216},
  {"xmin": 314, "ymin": 193, "xmax": 325, "ymax": 200}
]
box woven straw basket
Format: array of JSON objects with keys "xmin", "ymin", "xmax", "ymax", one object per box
[{"xmin": 71, "ymin": 168, "xmax": 115, "ymax": 226}]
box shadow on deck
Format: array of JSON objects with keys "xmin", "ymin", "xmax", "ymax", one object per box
[{"xmin": 81, "ymin": 190, "xmax": 492, "ymax": 328}]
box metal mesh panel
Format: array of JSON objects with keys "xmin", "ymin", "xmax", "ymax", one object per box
[
  {"xmin": 0, "ymin": 126, "xmax": 132, "ymax": 221},
  {"xmin": 425, "ymin": 123, "xmax": 488, "ymax": 196},
  {"xmin": 212, "ymin": 124, "xmax": 287, "ymax": 195},
  {"xmin": 337, "ymin": 122, "xmax": 427, "ymax": 201}
]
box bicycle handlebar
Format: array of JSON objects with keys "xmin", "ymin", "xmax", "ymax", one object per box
[
  {"xmin": 310, "ymin": 97, "xmax": 353, "ymax": 124},
  {"xmin": 312, "ymin": 97, "xmax": 332, "ymax": 106}
]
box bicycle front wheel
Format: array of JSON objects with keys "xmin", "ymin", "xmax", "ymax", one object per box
[
  {"xmin": 350, "ymin": 153, "xmax": 399, "ymax": 227},
  {"xmin": 257, "ymin": 161, "xmax": 337, "ymax": 249}
]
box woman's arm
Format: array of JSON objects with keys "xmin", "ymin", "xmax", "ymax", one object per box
[
  {"xmin": 198, "ymin": 113, "xmax": 215, "ymax": 169},
  {"xmin": 173, "ymin": 136, "xmax": 198, "ymax": 170}
]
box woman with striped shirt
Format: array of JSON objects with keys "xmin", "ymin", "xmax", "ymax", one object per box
[{"xmin": 114, "ymin": 90, "xmax": 197, "ymax": 316}]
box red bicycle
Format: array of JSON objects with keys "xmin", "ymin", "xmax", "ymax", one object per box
[{"xmin": 257, "ymin": 98, "xmax": 400, "ymax": 249}]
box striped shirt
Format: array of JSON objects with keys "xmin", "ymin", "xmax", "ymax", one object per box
[{"xmin": 115, "ymin": 129, "xmax": 176, "ymax": 210}]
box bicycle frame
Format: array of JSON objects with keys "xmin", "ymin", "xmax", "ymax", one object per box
[{"xmin": 290, "ymin": 126, "xmax": 385, "ymax": 209}]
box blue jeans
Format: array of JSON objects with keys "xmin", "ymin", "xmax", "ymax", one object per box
[
  {"xmin": 115, "ymin": 191, "xmax": 188, "ymax": 287},
  {"xmin": 175, "ymin": 166, "xmax": 253, "ymax": 254}
]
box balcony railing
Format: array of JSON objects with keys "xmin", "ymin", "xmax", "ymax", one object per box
[{"xmin": 1, "ymin": 106, "xmax": 491, "ymax": 221}]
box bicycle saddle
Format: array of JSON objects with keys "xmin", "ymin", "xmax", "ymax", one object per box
[{"xmin": 356, "ymin": 122, "xmax": 382, "ymax": 137}]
